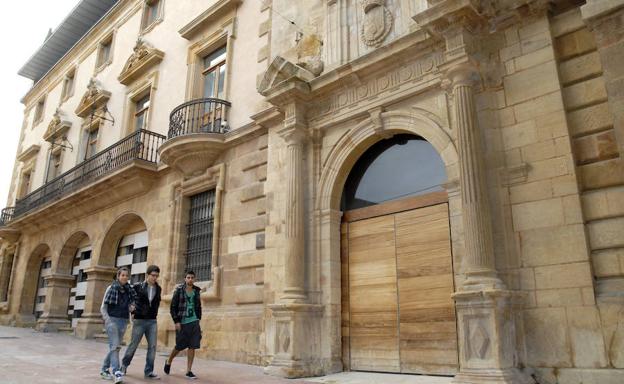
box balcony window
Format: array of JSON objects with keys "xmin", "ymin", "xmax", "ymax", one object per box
[
  {"xmin": 134, "ymin": 93, "xmax": 151, "ymax": 131},
  {"xmin": 46, "ymin": 152, "xmax": 62, "ymax": 182},
  {"xmin": 18, "ymin": 171, "xmax": 32, "ymax": 199},
  {"xmin": 84, "ymin": 128, "xmax": 99, "ymax": 159},
  {"xmin": 202, "ymin": 46, "xmax": 226, "ymax": 100}
]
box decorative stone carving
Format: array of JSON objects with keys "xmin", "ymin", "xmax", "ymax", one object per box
[
  {"xmin": 75, "ymin": 78, "xmax": 111, "ymax": 118},
  {"xmin": 118, "ymin": 38, "xmax": 164, "ymax": 85},
  {"xmin": 360, "ymin": 0, "xmax": 393, "ymax": 48},
  {"xmin": 43, "ymin": 108, "xmax": 71, "ymax": 142},
  {"xmin": 295, "ymin": 34, "xmax": 324, "ymax": 77},
  {"xmin": 257, "ymin": 56, "xmax": 315, "ymax": 96},
  {"xmin": 16, "ymin": 144, "xmax": 40, "ymax": 163}
]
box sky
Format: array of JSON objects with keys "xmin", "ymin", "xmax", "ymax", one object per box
[{"xmin": 0, "ymin": 1, "xmax": 77, "ymax": 207}]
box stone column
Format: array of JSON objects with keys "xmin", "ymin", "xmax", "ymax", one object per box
[
  {"xmin": 446, "ymin": 65, "xmax": 532, "ymax": 384},
  {"xmin": 278, "ymin": 104, "xmax": 307, "ymax": 302},
  {"xmin": 75, "ymin": 265, "xmax": 115, "ymax": 339},
  {"xmin": 36, "ymin": 273, "xmax": 75, "ymax": 332},
  {"xmin": 448, "ymin": 65, "xmax": 504, "ymax": 290}
]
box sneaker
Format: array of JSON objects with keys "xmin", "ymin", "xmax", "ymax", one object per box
[
  {"xmin": 145, "ymin": 372, "xmax": 160, "ymax": 379},
  {"xmin": 185, "ymin": 371, "xmax": 197, "ymax": 380},
  {"xmin": 113, "ymin": 371, "xmax": 124, "ymax": 384},
  {"xmin": 164, "ymin": 362, "xmax": 171, "ymax": 375},
  {"xmin": 100, "ymin": 371, "xmax": 113, "ymax": 380}
]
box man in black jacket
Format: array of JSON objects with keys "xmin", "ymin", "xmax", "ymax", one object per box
[
  {"xmin": 164, "ymin": 270, "xmax": 202, "ymax": 380},
  {"xmin": 120, "ymin": 265, "xmax": 161, "ymax": 379}
]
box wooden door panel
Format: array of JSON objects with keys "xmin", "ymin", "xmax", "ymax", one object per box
[
  {"xmin": 395, "ymin": 203, "xmax": 458, "ymax": 375},
  {"xmin": 348, "ymin": 215, "xmax": 399, "ymax": 373}
]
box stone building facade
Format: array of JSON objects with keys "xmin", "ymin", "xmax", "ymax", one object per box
[{"xmin": 0, "ymin": 0, "xmax": 623, "ymax": 383}]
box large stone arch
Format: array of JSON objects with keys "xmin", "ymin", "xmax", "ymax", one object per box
[
  {"xmin": 313, "ymin": 107, "xmax": 463, "ymax": 373},
  {"xmin": 56, "ymin": 231, "xmax": 92, "ymax": 275},
  {"xmin": 97, "ymin": 212, "xmax": 149, "ymax": 268},
  {"xmin": 317, "ymin": 107, "xmax": 459, "ymax": 213},
  {"xmin": 19, "ymin": 243, "xmax": 52, "ymax": 318},
  {"xmin": 36, "ymin": 231, "xmax": 94, "ymax": 332}
]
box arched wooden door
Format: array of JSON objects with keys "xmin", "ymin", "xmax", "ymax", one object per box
[{"xmin": 341, "ymin": 192, "xmax": 459, "ymax": 375}]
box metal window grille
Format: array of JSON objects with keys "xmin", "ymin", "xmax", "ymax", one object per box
[{"xmin": 185, "ymin": 190, "xmax": 215, "ymax": 281}]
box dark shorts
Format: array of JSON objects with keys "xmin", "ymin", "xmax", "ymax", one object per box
[{"xmin": 175, "ymin": 321, "xmax": 201, "ymax": 350}]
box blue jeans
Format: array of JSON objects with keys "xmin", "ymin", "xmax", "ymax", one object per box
[
  {"xmin": 101, "ymin": 317, "xmax": 128, "ymax": 374},
  {"xmin": 122, "ymin": 319, "xmax": 158, "ymax": 375}
]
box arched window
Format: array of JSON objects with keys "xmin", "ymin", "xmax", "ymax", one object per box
[{"xmin": 341, "ymin": 134, "xmax": 447, "ymax": 211}]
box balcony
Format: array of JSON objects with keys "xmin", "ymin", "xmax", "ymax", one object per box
[
  {"xmin": 159, "ymin": 98, "xmax": 230, "ymax": 178},
  {"xmin": 0, "ymin": 129, "xmax": 165, "ymax": 230}
]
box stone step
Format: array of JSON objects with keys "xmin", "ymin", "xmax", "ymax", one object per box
[{"xmin": 58, "ymin": 326, "xmax": 74, "ymax": 334}]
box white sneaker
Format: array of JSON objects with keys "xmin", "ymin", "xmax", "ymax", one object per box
[
  {"xmin": 100, "ymin": 371, "xmax": 113, "ymax": 381},
  {"xmin": 113, "ymin": 371, "xmax": 123, "ymax": 384}
]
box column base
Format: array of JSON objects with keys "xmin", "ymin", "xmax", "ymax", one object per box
[
  {"xmin": 36, "ymin": 316, "xmax": 70, "ymax": 332},
  {"xmin": 265, "ymin": 303, "xmax": 324, "ymax": 378},
  {"xmin": 75, "ymin": 314, "xmax": 104, "ymax": 339},
  {"xmin": 453, "ymin": 368, "xmax": 535, "ymax": 384}
]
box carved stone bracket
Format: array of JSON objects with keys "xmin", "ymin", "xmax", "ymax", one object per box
[
  {"xmin": 118, "ymin": 38, "xmax": 164, "ymax": 85},
  {"xmin": 75, "ymin": 78, "xmax": 111, "ymax": 118}
]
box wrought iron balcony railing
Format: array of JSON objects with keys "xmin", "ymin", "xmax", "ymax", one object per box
[
  {"xmin": 0, "ymin": 207, "xmax": 14, "ymax": 226},
  {"xmin": 2, "ymin": 129, "xmax": 165, "ymax": 223},
  {"xmin": 168, "ymin": 98, "xmax": 231, "ymax": 139}
]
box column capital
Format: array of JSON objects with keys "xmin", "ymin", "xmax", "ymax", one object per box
[
  {"xmin": 83, "ymin": 265, "xmax": 116, "ymax": 281},
  {"xmin": 278, "ymin": 101, "xmax": 309, "ymax": 145},
  {"xmin": 443, "ymin": 61, "xmax": 480, "ymax": 89},
  {"xmin": 43, "ymin": 273, "xmax": 76, "ymax": 288}
]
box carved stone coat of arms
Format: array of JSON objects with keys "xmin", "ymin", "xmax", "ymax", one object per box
[{"xmin": 361, "ymin": 0, "xmax": 393, "ymax": 48}]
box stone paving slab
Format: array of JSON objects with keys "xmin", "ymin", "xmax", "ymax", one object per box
[
  {"xmin": 308, "ymin": 372, "xmax": 453, "ymax": 384},
  {"xmin": 0, "ymin": 326, "xmax": 453, "ymax": 384}
]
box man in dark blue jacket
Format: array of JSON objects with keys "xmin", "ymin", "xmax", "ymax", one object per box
[
  {"xmin": 100, "ymin": 267, "xmax": 136, "ymax": 383},
  {"xmin": 120, "ymin": 265, "xmax": 162, "ymax": 379},
  {"xmin": 164, "ymin": 270, "xmax": 202, "ymax": 380}
]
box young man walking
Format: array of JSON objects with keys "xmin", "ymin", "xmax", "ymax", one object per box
[
  {"xmin": 100, "ymin": 267, "xmax": 136, "ymax": 383},
  {"xmin": 164, "ymin": 270, "xmax": 202, "ymax": 379},
  {"xmin": 120, "ymin": 265, "xmax": 162, "ymax": 379}
]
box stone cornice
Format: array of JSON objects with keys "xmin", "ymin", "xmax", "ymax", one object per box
[
  {"xmin": 43, "ymin": 109, "xmax": 72, "ymax": 142},
  {"xmin": 118, "ymin": 38, "xmax": 164, "ymax": 85},
  {"xmin": 16, "ymin": 144, "xmax": 40, "ymax": 162},
  {"xmin": 179, "ymin": 0, "xmax": 241, "ymax": 40},
  {"xmin": 21, "ymin": 1, "xmax": 140, "ymax": 107},
  {"xmin": 75, "ymin": 78, "xmax": 112, "ymax": 118}
]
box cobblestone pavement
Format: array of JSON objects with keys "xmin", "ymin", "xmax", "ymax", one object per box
[{"xmin": 0, "ymin": 326, "xmax": 452, "ymax": 384}]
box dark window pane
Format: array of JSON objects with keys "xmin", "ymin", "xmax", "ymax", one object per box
[
  {"xmin": 185, "ymin": 190, "xmax": 215, "ymax": 281},
  {"xmin": 342, "ymin": 134, "xmax": 447, "ymax": 211}
]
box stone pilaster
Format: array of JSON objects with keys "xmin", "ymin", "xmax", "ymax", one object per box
[
  {"xmin": 36, "ymin": 273, "xmax": 75, "ymax": 332},
  {"xmin": 447, "ymin": 64, "xmax": 504, "ymax": 290},
  {"xmin": 278, "ymin": 101, "xmax": 307, "ymax": 302},
  {"xmin": 414, "ymin": 2, "xmax": 534, "ymax": 382},
  {"xmin": 75, "ymin": 265, "xmax": 115, "ymax": 339}
]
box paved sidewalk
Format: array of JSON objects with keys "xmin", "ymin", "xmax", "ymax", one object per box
[
  {"xmin": 0, "ymin": 326, "xmax": 313, "ymax": 384},
  {"xmin": 0, "ymin": 325, "xmax": 453, "ymax": 384}
]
